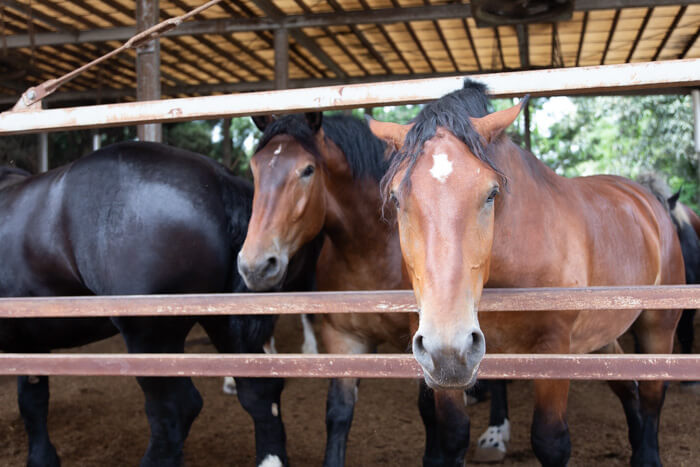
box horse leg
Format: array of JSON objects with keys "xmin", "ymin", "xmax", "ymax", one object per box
[
  {"xmin": 200, "ymin": 316, "xmax": 288, "ymax": 466},
  {"xmin": 301, "ymin": 314, "xmax": 319, "ymax": 354},
  {"xmin": 321, "ymin": 324, "xmax": 372, "ymax": 467},
  {"xmin": 531, "ymin": 379, "xmax": 571, "ymax": 467},
  {"xmin": 222, "ymin": 336, "xmax": 277, "ymax": 396},
  {"xmin": 18, "ymin": 375, "xmax": 60, "ymax": 467},
  {"xmin": 473, "ymin": 380, "xmax": 510, "ymax": 463},
  {"xmin": 588, "ymin": 341, "xmax": 643, "ymax": 457},
  {"xmin": 677, "ymin": 309, "xmax": 699, "ymax": 387},
  {"xmin": 676, "ymin": 309, "xmax": 696, "ymax": 354},
  {"xmin": 431, "ymin": 388, "xmax": 471, "ymax": 467},
  {"xmin": 627, "ymin": 308, "xmax": 681, "ymax": 467},
  {"xmin": 112, "ymin": 317, "xmax": 201, "ymax": 467}
]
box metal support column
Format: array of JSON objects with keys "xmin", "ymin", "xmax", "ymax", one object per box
[
  {"xmin": 136, "ymin": 0, "xmax": 161, "ymax": 142},
  {"xmin": 693, "ymin": 89, "xmax": 700, "ymax": 204},
  {"xmin": 274, "ymin": 28, "xmax": 289, "ymax": 90},
  {"xmin": 524, "ymin": 99, "xmax": 531, "ymax": 151},
  {"xmin": 38, "ymin": 133, "xmax": 48, "ymax": 172},
  {"xmin": 222, "ymin": 117, "xmax": 232, "ymax": 168}
]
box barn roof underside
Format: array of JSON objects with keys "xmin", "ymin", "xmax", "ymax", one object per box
[{"xmin": 1, "ymin": 0, "xmax": 699, "ymax": 109}]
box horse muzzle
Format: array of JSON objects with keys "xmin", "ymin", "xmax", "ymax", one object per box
[
  {"xmin": 412, "ymin": 326, "xmax": 485, "ymax": 389},
  {"xmin": 237, "ymin": 251, "xmax": 289, "ymax": 291}
]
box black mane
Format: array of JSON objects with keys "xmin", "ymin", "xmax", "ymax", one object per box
[
  {"xmin": 256, "ymin": 114, "xmax": 387, "ymax": 181},
  {"xmin": 381, "ymin": 79, "xmax": 500, "ymax": 200}
]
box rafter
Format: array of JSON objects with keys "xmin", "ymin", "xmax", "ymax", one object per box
[
  {"xmin": 626, "ymin": 7, "xmax": 653, "ymax": 63},
  {"xmin": 652, "ymin": 5, "xmax": 687, "ymax": 61},
  {"xmin": 601, "ymin": 9, "xmax": 621, "ymax": 65}
]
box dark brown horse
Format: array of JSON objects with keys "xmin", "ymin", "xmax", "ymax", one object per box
[
  {"xmin": 238, "ymin": 113, "xmax": 504, "ymax": 466},
  {"xmin": 370, "ymin": 81, "xmax": 684, "ymax": 466}
]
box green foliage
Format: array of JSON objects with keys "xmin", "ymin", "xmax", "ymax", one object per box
[
  {"xmin": 163, "ymin": 120, "xmax": 218, "ymax": 159},
  {"xmin": 529, "ymin": 95, "xmax": 697, "ymax": 209}
]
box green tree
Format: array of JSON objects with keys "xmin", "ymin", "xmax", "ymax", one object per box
[{"xmin": 530, "ymin": 95, "xmax": 696, "ymax": 209}]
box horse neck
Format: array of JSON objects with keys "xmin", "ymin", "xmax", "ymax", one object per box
[
  {"xmin": 490, "ymin": 138, "xmax": 561, "ymax": 213},
  {"xmin": 486, "ymin": 138, "xmax": 564, "ymax": 285},
  {"xmin": 320, "ymin": 170, "xmax": 404, "ymax": 288}
]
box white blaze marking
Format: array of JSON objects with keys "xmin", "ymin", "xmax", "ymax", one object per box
[
  {"xmin": 429, "ymin": 153, "xmax": 453, "ymax": 183},
  {"xmin": 258, "ymin": 454, "xmax": 283, "ymax": 467},
  {"xmin": 271, "ymin": 402, "xmax": 279, "ymax": 417},
  {"xmin": 269, "ymin": 144, "xmax": 282, "ymax": 167}
]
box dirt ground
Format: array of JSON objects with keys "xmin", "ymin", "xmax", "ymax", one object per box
[{"xmin": 0, "ymin": 315, "xmax": 697, "ymax": 466}]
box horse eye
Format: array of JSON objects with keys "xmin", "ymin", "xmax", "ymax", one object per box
[
  {"xmin": 486, "ymin": 187, "xmax": 499, "ymax": 203},
  {"xmin": 390, "ymin": 192, "xmax": 400, "ymax": 208},
  {"xmin": 300, "ymin": 165, "xmax": 315, "ymax": 178}
]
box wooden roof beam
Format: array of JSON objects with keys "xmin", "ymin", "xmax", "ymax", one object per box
[
  {"xmin": 245, "ymin": 0, "xmax": 346, "ymax": 78},
  {"xmin": 626, "ymin": 7, "xmax": 653, "ymax": 63},
  {"xmin": 601, "ymin": 9, "xmax": 621, "ymax": 65},
  {"xmin": 652, "ymin": 6, "xmax": 688, "ymax": 61},
  {"xmin": 6, "ymin": 1, "xmax": 700, "ymax": 50},
  {"xmin": 680, "ymin": 25, "xmax": 700, "ymax": 59}
]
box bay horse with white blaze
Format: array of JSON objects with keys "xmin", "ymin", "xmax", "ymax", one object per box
[
  {"xmin": 369, "ymin": 81, "xmax": 684, "ymax": 466},
  {"xmin": 0, "ymin": 142, "xmax": 321, "ymax": 467},
  {"xmin": 238, "ymin": 113, "xmax": 506, "ymax": 466}
]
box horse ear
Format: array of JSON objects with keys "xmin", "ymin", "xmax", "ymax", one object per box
[
  {"xmin": 668, "ymin": 188, "xmax": 682, "ymax": 210},
  {"xmin": 366, "ymin": 115, "xmax": 414, "ymax": 152},
  {"xmin": 470, "ymin": 95, "xmax": 530, "ymax": 143},
  {"xmin": 305, "ymin": 112, "xmax": 323, "ymax": 133},
  {"xmin": 252, "ymin": 115, "xmax": 275, "ymax": 132}
]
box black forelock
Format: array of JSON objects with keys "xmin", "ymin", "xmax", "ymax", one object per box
[
  {"xmin": 255, "ymin": 114, "xmax": 387, "ymax": 181},
  {"xmin": 381, "ymin": 79, "xmax": 503, "ymax": 202}
]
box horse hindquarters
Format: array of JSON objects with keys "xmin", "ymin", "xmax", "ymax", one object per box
[{"xmin": 111, "ymin": 316, "xmax": 202, "ymax": 467}]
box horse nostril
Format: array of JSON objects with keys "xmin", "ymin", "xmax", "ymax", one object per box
[
  {"xmin": 261, "ymin": 256, "xmax": 279, "ymax": 278},
  {"xmin": 413, "ymin": 333, "xmax": 426, "ymax": 355}
]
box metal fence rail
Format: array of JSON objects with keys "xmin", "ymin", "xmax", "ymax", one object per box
[
  {"xmin": 1, "ymin": 59, "xmax": 698, "ymax": 135},
  {"xmin": 0, "ymin": 286, "xmax": 698, "ymax": 380},
  {"xmin": 0, "ymin": 285, "xmax": 698, "ymax": 317},
  {"xmin": 0, "ymin": 354, "xmax": 698, "ymax": 380}
]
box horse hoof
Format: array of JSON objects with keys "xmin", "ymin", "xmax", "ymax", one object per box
[
  {"xmin": 222, "ymin": 376, "xmax": 237, "ymax": 395},
  {"xmin": 473, "ymin": 420, "xmax": 510, "ymax": 463},
  {"xmin": 472, "ymin": 445, "xmax": 507, "ymax": 463}
]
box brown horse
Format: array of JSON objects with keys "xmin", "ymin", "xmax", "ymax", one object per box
[
  {"xmin": 237, "ymin": 113, "xmax": 497, "ymax": 466},
  {"xmin": 370, "ymin": 81, "xmax": 684, "ymax": 466}
]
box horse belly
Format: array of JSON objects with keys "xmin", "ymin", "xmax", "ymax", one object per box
[
  {"xmin": 324, "ymin": 312, "xmax": 410, "ymax": 350},
  {"xmin": 570, "ymin": 309, "xmax": 641, "ymax": 353}
]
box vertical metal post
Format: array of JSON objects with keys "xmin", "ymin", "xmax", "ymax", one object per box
[
  {"xmin": 38, "ymin": 133, "xmax": 48, "ymax": 172},
  {"xmin": 274, "ymin": 28, "xmax": 289, "ymax": 90},
  {"xmin": 92, "ymin": 130, "xmax": 101, "ymax": 151},
  {"xmin": 693, "ymin": 89, "xmax": 700, "ymax": 204},
  {"xmin": 222, "ymin": 117, "xmax": 232, "ymax": 168},
  {"xmin": 524, "ymin": 99, "xmax": 531, "ymax": 152},
  {"xmin": 136, "ymin": 0, "xmax": 161, "ymax": 142}
]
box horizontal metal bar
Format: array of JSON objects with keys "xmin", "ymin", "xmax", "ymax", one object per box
[
  {"xmin": 0, "ymin": 286, "xmax": 697, "ymax": 318},
  {"xmin": 0, "ymin": 354, "xmax": 698, "ymax": 380},
  {"xmin": 1, "ymin": 60, "xmax": 698, "ymax": 135},
  {"xmin": 2, "ymin": 73, "xmax": 693, "ymax": 108}
]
